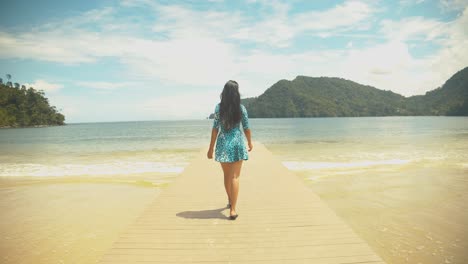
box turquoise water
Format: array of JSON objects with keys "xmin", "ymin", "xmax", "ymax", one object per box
[
  {"xmin": 0, "ymin": 117, "xmax": 468, "ymax": 179},
  {"xmin": 1, "ymin": 117, "xmax": 467, "ymax": 263},
  {"xmin": 0, "ymin": 117, "xmax": 467, "ymax": 177},
  {"xmin": 0, "ymin": 121, "xmax": 211, "ymax": 177}
]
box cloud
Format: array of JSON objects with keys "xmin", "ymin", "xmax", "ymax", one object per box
[
  {"xmin": 439, "ymin": 0, "xmax": 468, "ymax": 12},
  {"xmin": 139, "ymin": 91, "xmax": 220, "ymax": 119},
  {"xmin": 429, "ymin": 5, "xmax": 468, "ymax": 79},
  {"xmin": 76, "ymin": 81, "xmax": 137, "ymax": 90},
  {"xmin": 399, "ymin": 0, "xmax": 426, "ymax": 7},
  {"xmin": 0, "ymin": 31, "xmax": 97, "ymax": 64},
  {"xmin": 380, "ymin": 16, "xmax": 447, "ymax": 41},
  {"xmin": 376, "ymin": 5, "xmax": 468, "ymax": 93},
  {"xmin": 24, "ymin": 80, "xmax": 64, "ymax": 93},
  {"xmin": 232, "ymin": 0, "xmax": 376, "ymax": 47}
]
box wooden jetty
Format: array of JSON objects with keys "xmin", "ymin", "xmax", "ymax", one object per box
[{"xmin": 99, "ymin": 142, "xmax": 386, "ymax": 263}]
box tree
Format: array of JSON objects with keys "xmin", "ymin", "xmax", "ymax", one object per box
[
  {"xmin": 242, "ymin": 67, "xmax": 468, "ymax": 117},
  {"xmin": 0, "ymin": 79, "xmax": 66, "ymax": 127},
  {"xmin": 6, "ymin": 74, "xmax": 11, "ymax": 82},
  {"xmin": 14, "ymin": 82, "xmax": 20, "ymax": 89}
]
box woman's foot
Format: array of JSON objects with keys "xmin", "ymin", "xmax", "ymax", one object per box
[
  {"xmin": 229, "ymin": 209, "xmax": 238, "ymax": 220},
  {"xmin": 229, "ymin": 214, "xmax": 238, "ymax": 220}
]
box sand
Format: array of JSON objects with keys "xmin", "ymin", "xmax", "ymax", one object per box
[{"xmin": 0, "ymin": 177, "xmax": 161, "ymax": 264}]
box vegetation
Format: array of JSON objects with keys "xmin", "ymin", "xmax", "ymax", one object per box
[
  {"xmin": 240, "ymin": 66, "xmax": 468, "ymax": 117},
  {"xmin": 0, "ymin": 74, "xmax": 65, "ymax": 128}
]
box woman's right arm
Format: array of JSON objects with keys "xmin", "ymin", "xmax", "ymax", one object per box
[
  {"xmin": 241, "ymin": 105, "xmax": 253, "ymax": 151},
  {"xmin": 244, "ymin": 128, "xmax": 253, "ymax": 151}
]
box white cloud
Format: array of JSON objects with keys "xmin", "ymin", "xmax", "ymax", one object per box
[
  {"xmin": 0, "ymin": 1, "xmax": 377, "ymax": 87},
  {"xmin": 0, "ymin": 32, "xmax": 96, "ymax": 64},
  {"xmin": 120, "ymin": 36, "xmax": 240, "ymax": 87},
  {"xmin": 24, "ymin": 80, "xmax": 64, "ymax": 93},
  {"xmin": 76, "ymin": 81, "xmax": 137, "ymax": 90},
  {"xmin": 376, "ymin": 5, "xmax": 468, "ymax": 94},
  {"xmin": 399, "ymin": 0, "xmax": 426, "ymax": 7},
  {"xmin": 232, "ymin": 0, "xmax": 376, "ymax": 47},
  {"xmin": 139, "ymin": 91, "xmax": 220, "ymax": 119},
  {"xmin": 294, "ymin": 1, "xmax": 374, "ymax": 31},
  {"xmin": 439, "ymin": 0, "xmax": 468, "ymax": 11},
  {"xmin": 380, "ymin": 17, "xmax": 447, "ymax": 41},
  {"xmin": 429, "ymin": 5, "xmax": 468, "ymax": 80}
]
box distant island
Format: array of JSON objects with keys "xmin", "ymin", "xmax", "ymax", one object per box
[
  {"xmin": 227, "ymin": 66, "xmax": 467, "ymax": 118},
  {"xmin": 0, "ymin": 74, "xmax": 65, "ymax": 128}
]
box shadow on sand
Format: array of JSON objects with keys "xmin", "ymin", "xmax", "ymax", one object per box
[{"xmin": 176, "ymin": 207, "xmax": 229, "ymax": 220}]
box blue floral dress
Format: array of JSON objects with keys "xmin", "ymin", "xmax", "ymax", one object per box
[{"xmin": 212, "ymin": 103, "xmax": 250, "ymax": 163}]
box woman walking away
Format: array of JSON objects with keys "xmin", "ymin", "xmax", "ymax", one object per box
[{"xmin": 207, "ymin": 80, "xmax": 253, "ymax": 220}]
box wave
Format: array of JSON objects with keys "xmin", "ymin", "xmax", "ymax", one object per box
[{"xmin": 0, "ymin": 161, "xmax": 186, "ymax": 177}]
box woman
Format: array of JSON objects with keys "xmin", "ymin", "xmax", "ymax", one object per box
[{"xmin": 207, "ymin": 80, "xmax": 253, "ymax": 220}]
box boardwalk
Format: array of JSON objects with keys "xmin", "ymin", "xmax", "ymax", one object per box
[{"xmin": 99, "ymin": 142, "xmax": 386, "ymax": 263}]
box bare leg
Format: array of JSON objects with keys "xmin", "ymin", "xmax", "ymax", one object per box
[
  {"xmin": 230, "ymin": 160, "xmax": 243, "ymax": 216},
  {"xmin": 220, "ymin": 163, "xmax": 231, "ymax": 206}
]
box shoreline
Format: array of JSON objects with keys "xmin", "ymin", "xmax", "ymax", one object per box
[{"xmin": 0, "ymin": 124, "xmax": 66, "ymax": 129}]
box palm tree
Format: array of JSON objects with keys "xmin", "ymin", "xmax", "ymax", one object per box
[{"xmin": 5, "ymin": 74, "xmax": 12, "ymax": 87}]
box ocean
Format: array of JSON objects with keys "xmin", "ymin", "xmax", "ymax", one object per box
[{"xmin": 1, "ymin": 117, "xmax": 467, "ymax": 263}]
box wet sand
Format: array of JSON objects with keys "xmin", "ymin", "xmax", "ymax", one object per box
[
  {"xmin": 297, "ymin": 165, "xmax": 468, "ymax": 264},
  {"xmin": 0, "ymin": 177, "xmax": 163, "ymax": 264}
]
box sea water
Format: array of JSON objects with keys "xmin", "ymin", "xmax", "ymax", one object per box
[{"xmin": 1, "ymin": 117, "xmax": 467, "ymax": 263}]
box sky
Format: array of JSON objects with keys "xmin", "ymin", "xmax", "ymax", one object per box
[{"xmin": 0, "ymin": 0, "xmax": 467, "ymax": 123}]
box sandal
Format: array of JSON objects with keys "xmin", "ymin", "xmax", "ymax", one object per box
[{"xmin": 229, "ymin": 214, "xmax": 238, "ymax": 220}]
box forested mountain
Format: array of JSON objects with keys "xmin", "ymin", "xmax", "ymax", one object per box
[
  {"xmin": 241, "ymin": 67, "xmax": 468, "ymax": 117},
  {"xmin": 405, "ymin": 67, "xmax": 468, "ymax": 115},
  {"xmin": 0, "ymin": 77, "xmax": 65, "ymax": 128}
]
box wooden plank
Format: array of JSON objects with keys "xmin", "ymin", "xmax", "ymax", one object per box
[{"xmin": 98, "ymin": 142, "xmax": 386, "ymax": 264}]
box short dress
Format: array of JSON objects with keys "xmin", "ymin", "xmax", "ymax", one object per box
[{"xmin": 212, "ymin": 103, "xmax": 250, "ymax": 163}]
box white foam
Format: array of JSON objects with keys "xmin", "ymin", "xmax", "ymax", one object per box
[
  {"xmin": 0, "ymin": 161, "xmax": 185, "ymax": 177},
  {"xmin": 283, "ymin": 159, "xmax": 411, "ymax": 171}
]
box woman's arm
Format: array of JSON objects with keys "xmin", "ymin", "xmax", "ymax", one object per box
[
  {"xmin": 207, "ymin": 128, "xmax": 218, "ymax": 159},
  {"xmin": 244, "ymin": 128, "xmax": 253, "ymax": 151}
]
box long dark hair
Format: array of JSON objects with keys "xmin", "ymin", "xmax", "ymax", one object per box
[{"xmin": 220, "ymin": 80, "xmax": 241, "ymax": 131}]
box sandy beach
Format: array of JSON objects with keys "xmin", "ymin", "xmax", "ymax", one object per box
[{"xmin": 0, "ymin": 176, "xmax": 162, "ymax": 264}]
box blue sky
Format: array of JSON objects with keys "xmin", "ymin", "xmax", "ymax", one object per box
[{"xmin": 0, "ymin": 0, "xmax": 467, "ymax": 122}]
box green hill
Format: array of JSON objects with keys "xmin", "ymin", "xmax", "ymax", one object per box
[
  {"xmin": 0, "ymin": 80, "xmax": 65, "ymax": 128},
  {"xmin": 242, "ymin": 66, "xmax": 468, "ymax": 117},
  {"xmin": 405, "ymin": 67, "xmax": 468, "ymax": 115}
]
